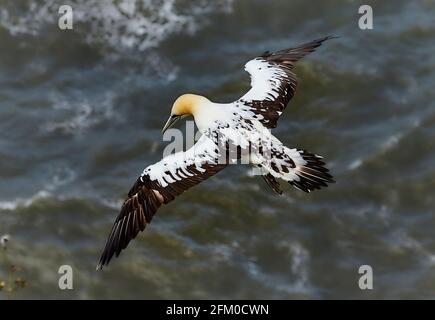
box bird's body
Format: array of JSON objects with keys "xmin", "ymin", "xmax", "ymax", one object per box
[{"xmin": 97, "ymin": 36, "xmax": 336, "ymax": 269}]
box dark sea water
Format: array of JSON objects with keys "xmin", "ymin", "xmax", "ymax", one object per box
[{"xmin": 0, "ymin": 0, "xmax": 435, "ymax": 299}]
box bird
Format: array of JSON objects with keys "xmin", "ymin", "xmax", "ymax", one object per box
[{"xmin": 97, "ymin": 36, "xmax": 336, "ymax": 269}]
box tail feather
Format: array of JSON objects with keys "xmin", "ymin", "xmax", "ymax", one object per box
[
  {"xmin": 262, "ymin": 173, "xmax": 283, "ymax": 195},
  {"xmin": 289, "ymin": 150, "xmax": 335, "ymax": 193},
  {"xmin": 260, "ymin": 146, "xmax": 334, "ymax": 194}
]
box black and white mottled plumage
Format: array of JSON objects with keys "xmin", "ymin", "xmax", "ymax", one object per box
[
  {"xmin": 97, "ymin": 36, "xmax": 336, "ymax": 269},
  {"xmin": 237, "ymin": 36, "xmax": 336, "ymax": 128}
]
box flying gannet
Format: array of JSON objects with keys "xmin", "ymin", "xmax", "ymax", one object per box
[{"xmin": 97, "ymin": 36, "xmax": 336, "ymax": 269}]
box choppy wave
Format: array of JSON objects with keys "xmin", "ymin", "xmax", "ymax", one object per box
[
  {"xmin": 208, "ymin": 240, "xmax": 312, "ymax": 296},
  {"xmin": 0, "ymin": 190, "xmax": 51, "ymax": 211},
  {"xmin": 0, "ymin": 0, "xmax": 234, "ymax": 51},
  {"xmin": 0, "ymin": 164, "xmax": 77, "ymax": 210},
  {"xmin": 347, "ymin": 117, "xmax": 423, "ymax": 171},
  {"xmin": 0, "ymin": 190, "xmax": 124, "ymax": 213},
  {"xmin": 43, "ymin": 92, "xmax": 116, "ymax": 135},
  {"xmin": 2, "ymin": 0, "xmax": 435, "ymax": 300}
]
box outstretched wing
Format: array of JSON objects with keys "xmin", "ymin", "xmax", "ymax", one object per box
[
  {"xmin": 236, "ymin": 36, "xmax": 335, "ymax": 128},
  {"xmin": 97, "ymin": 135, "xmax": 226, "ymax": 269}
]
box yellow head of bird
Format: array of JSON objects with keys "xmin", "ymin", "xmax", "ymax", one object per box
[{"xmin": 162, "ymin": 94, "xmax": 207, "ymax": 133}]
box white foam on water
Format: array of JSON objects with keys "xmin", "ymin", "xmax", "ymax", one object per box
[
  {"xmin": 45, "ymin": 165, "xmax": 77, "ymax": 192},
  {"xmin": 43, "ymin": 92, "xmax": 116, "ymax": 135},
  {"xmin": 0, "ymin": 190, "xmax": 51, "ymax": 211},
  {"xmin": 210, "ymin": 240, "xmax": 313, "ymax": 295},
  {"xmin": 385, "ymin": 229, "xmax": 435, "ymax": 267},
  {"xmin": 0, "ymin": 163, "xmax": 78, "ymax": 211},
  {"xmin": 0, "ymin": 189, "xmax": 125, "ymax": 212},
  {"xmin": 347, "ymin": 117, "xmax": 422, "ymax": 172},
  {"xmin": 45, "ymin": 102, "xmax": 95, "ymax": 134},
  {"xmin": 0, "ymin": 0, "xmax": 234, "ymax": 51},
  {"xmin": 288, "ymin": 242, "xmax": 310, "ymax": 291},
  {"xmin": 244, "ymin": 258, "xmax": 312, "ymax": 296},
  {"xmin": 348, "ymin": 158, "xmax": 362, "ymax": 170},
  {"xmin": 99, "ymin": 197, "xmax": 124, "ymax": 211},
  {"xmin": 0, "ymin": 156, "xmax": 130, "ymax": 215}
]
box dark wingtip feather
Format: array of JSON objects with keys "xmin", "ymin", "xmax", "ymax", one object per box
[
  {"xmin": 311, "ymin": 35, "xmax": 339, "ymax": 45},
  {"xmin": 323, "ymin": 35, "xmax": 339, "ymax": 40},
  {"xmin": 96, "ymin": 163, "xmax": 227, "ymax": 270},
  {"xmin": 261, "ymin": 35, "xmax": 337, "ymax": 66},
  {"xmin": 294, "ymin": 35, "xmax": 338, "ymax": 53}
]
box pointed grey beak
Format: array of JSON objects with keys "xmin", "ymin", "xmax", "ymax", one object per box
[{"xmin": 162, "ymin": 115, "xmax": 181, "ymax": 134}]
